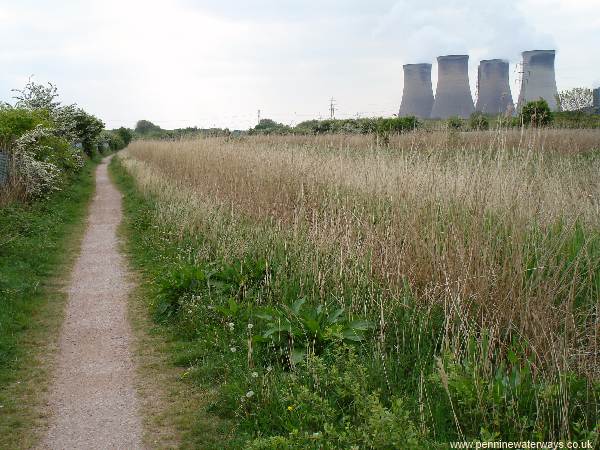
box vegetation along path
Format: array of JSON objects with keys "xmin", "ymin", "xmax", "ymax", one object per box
[{"xmin": 42, "ymin": 156, "xmax": 143, "ymax": 449}]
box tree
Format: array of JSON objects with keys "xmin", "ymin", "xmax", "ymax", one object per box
[
  {"xmin": 135, "ymin": 120, "xmax": 162, "ymax": 135},
  {"xmin": 101, "ymin": 131, "xmax": 126, "ymax": 151},
  {"xmin": 116, "ymin": 127, "xmax": 133, "ymax": 146},
  {"xmin": 521, "ymin": 99, "xmax": 553, "ymax": 127},
  {"xmin": 249, "ymin": 119, "xmax": 291, "ymax": 135},
  {"xmin": 556, "ymin": 88, "xmax": 593, "ymax": 112},
  {"xmin": 12, "ymin": 79, "xmax": 61, "ymax": 111},
  {"xmin": 71, "ymin": 109, "xmax": 105, "ymax": 156},
  {"xmin": 10, "ymin": 79, "xmax": 104, "ymax": 153}
]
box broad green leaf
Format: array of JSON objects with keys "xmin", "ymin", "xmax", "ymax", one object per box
[
  {"xmin": 315, "ymin": 304, "xmax": 323, "ymax": 316},
  {"xmin": 228, "ymin": 298, "xmax": 239, "ymax": 314},
  {"xmin": 348, "ymin": 320, "xmax": 373, "ymax": 331},
  {"xmin": 263, "ymin": 326, "xmax": 280, "ymax": 338},
  {"xmin": 342, "ymin": 329, "xmax": 365, "ymax": 341},
  {"xmin": 291, "ymin": 298, "xmax": 306, "ymax": 315},
  {"xmin": 291, "ymin": 348, "xmax": 305, "ymax": 364},
  {"xmin": 255, "ymin": 312, "xmax": 274, "ymax": 321},
  {"xmin": 302, "ymin": 318, "xmax": 319, "ymax": 333},
  {"xmin": 327, "ymin": 308, "xmax": 344, "ymax": 324}
]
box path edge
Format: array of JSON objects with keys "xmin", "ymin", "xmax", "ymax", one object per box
[
  {"xmin": 0, "ymin": 161, "xmax": 98, "ymax": 449},
  {"xmin": 110, "ymin": 153, "xmax": 224, "ymax": 449}
]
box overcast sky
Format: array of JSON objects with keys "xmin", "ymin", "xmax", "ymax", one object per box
[{"xmin": 0, "ymin": 0, "xmax": 598, "ymax": 129}]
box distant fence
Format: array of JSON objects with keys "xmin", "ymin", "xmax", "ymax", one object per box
[{"xmin": 0, "ymin": 152, "xmax": 9, "ymax": 186}]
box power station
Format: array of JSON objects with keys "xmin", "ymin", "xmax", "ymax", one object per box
[
  {"xmin": 431, "ymin": 55, "xmax": 474, "ymax": 119},
  {"xmin": 516, "ymin": 50, "xmax": 559, "ymax": 111},
  {"xmin": 398, "ymin": 49, "xmax": 568, "ymax": 118},
  {"xmin": 399, "ymin": 64, "xmax": 434, "ymax": 118},
  {"xmin": 476, "ymin": 59, "xmax": 513, "ymax": 115}
]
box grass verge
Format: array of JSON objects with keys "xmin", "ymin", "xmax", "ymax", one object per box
[
  {"xmin": 0, "ymin": 159, "xmax": 98, "ymax": 448},
  {"xmin": 111, "ymin": 157, "xmax": 234, "ymax": 449}
]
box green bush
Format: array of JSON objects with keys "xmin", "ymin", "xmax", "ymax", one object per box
[
  {"xmin": 520, "ymin": 99, "xmax": 553, "ymax": 127},
  {"xmin": 376, "ymin": 116, "xmax": 419, "ymax": 135},
  {"xmin": 100, "ymin": 130, "xmax": 128, "ymax": 152},
  {"xmin": 245, "ymin": 347, "xmax": 425, "ymax": 449},
  {"xmin": 228, "ymin": 298, "xmax": 374, "ymax": 367},
  {"xmin": 249, "ymin": 119, "xmax": 291, "ymax": 135},
  {"xmin": 116, "ymin": 127, "xmax": 133, "ymax": 146},
  {"xmin": 71, "ymin": 109, "xmax": 104, "ymax": 156},
  {"xmin": 447, "ymin": 116, "xmax": 464, "ymax": 130},
  {"xmin": 135, "ymin": 119, "xmax": 162, "ymax": 136},
  {"xmin": 553, "ymin": 111, "xmax": 600, "ymax": 129},
  {"xmin": 0, "ymin": 107, "xmax": 50, "ymax": 147},
  {"xmin": 37, "ymin": 135, "xmax": 86, "ymax": 175},
  {"xmin": 0, "ymin": 80, "xmax": 105, "ymax": 200},
  {"xmin": 469, "ymin": 112, "xmax": 489, "ymax": 130}
]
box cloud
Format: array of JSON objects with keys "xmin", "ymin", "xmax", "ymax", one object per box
[
  {"xmin": 179, "ymin": 0, "xmax": 392, "ymax": 22},
  {"xmin": 373, "ymin": 0, "xmax": 555, "ymax": 62}
]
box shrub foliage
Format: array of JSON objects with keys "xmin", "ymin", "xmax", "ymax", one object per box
[{"xmin": 0, "ymin": 79, "xmax": 112, "ymax": 201}]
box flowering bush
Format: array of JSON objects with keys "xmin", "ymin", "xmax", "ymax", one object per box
[
  {"xmin": 9, "ymin": 124, "xmax": 86, "ymax": 198},
  {"xmin": 11, "ymin": 150, "xmax": 61, "ymax": 198},
  {"xmin": 10, "ymin": 125, "xmax": 61, "ymax": 197},
  {"xmin": 1, "ymin": 80, "xmax": 100, "ymax": 200}
]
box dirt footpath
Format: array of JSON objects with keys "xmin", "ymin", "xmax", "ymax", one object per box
[{"xmin": 41, "ymin": 156, "xmax": 143, "ymax": 450}]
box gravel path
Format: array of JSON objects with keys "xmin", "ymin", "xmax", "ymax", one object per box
[{"xmin": 41, "ymin": 156, "xmax": 143, "ymax": 450}]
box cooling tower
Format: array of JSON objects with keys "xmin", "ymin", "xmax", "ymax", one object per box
[
  {"xmin": 399, "ymin": 63, "xmax": 434, "ymax": 118},
  {"xmin": 517, "ymin": 50, "xmax": 559, "ymax": 111},
  {"xmin": 431, "ymin": 55, "xmax": 475, "ymax": 119},
  {"xmin": 476, "ymin": 59, "xmax": 514, "ymax": 115}
]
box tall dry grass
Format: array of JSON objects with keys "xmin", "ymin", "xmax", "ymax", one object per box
[{"xmin": 121, "ymin": 130, "xmax": 600, "ymax": 379}]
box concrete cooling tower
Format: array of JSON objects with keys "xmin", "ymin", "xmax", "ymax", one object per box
[
  {"xmin": 517, "ymin": 50, "xmax": 559, "ymax": 111},
  {"xmin": 399, "ymin": 63, "xmax": 434, "ymax": 118},
  {"xmin": 476, "ymin": 59, "xmax": 514, "ymax": 115},
  {"xmin": 431, "ymin": 55, "xmax": 475, "ymax": 119}
]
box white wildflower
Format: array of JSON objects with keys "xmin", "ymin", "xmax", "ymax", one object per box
[
  {"xmin": 230, "ymin": 347, "xmax": 237, "ymax": 353},
  {"xmin": 251, "ymin": 372, "xmax": 259, "ymax": 378},
  {"xmin": 245, "ymin": 390, "xmax": 254, "ymax": 398}
]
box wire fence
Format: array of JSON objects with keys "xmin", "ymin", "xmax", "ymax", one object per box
[{"xmin": 0, "ymin": 152, "xmax": 9, "ymax": 186}]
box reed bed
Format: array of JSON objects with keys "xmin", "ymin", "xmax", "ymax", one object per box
[{"xmin": 119, "ymin": 129, "xmax": 600, "ymax": 444}]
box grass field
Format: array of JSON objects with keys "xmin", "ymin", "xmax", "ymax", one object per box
[
  {"xmin": 114, "ymin": 129, "xmax": 600, "ymax": 448},
  {"xmin": 0, "ymin": 160, "xmax": 97, "ymax": 448}
]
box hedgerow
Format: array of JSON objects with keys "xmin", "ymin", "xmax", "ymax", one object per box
[{"xmin": 0, "ymin": 80, "xmax": 106, "ymax": 201}]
